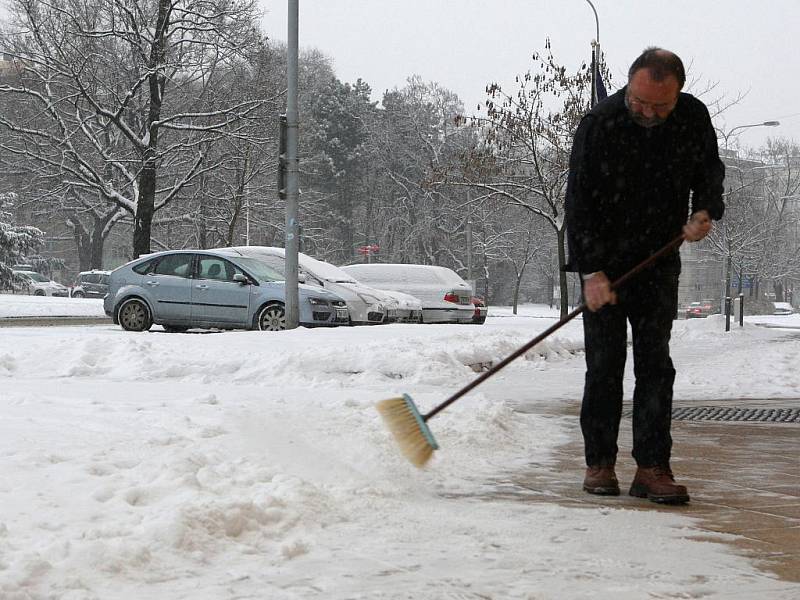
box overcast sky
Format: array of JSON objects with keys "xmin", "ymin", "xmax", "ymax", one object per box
[{"xmin": 260, "ymin": 0, "xmax": 800, "ymax": 151}]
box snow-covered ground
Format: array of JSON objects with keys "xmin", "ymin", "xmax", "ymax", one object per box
[
  {"xmin": 1, "ymin": 296, "xmax": 799, "ymax": 598},
  {"xmin": 0, "ymin": 294, "xmax": 106, "ymax": 318}
]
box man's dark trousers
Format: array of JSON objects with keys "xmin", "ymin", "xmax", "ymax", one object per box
[{"xmin": 580, "ymin": 266, "xmax": 680, "ymax": 468}]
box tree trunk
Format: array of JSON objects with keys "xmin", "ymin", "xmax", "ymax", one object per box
[
  {"xmin": 512, "ymin": 270, "xmax": 522, "ymax": 315},
  {"xmin": 133, "ymin": 0, "xmax": 170, "ymax": 258},
  {"xmin": 134, "ymin": 161, "xmax": 157, "ymax": 257},
  {"xmin": 774, "ymin": 280, "xmax": 784, "ymax": 302},
  {"xmin": 73, "ymin": 228, "xmax": 92, "ymax": 272},
  {"xmin": 69, "ymin": 209, "xmax": 117, "ymax": 270}
]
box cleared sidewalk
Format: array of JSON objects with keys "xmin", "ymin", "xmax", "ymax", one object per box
[{"xmin": 506, "ymin": 398, "xmax": 800, "ymax": 587}]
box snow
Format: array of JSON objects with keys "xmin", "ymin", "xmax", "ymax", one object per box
[
  {"xmin": 1, "ymin": 297, "xmax": 799, "ymax": 598},
  {"xmin": 0, "ymin": 294, "xmax": 105, "ymax": 318}
]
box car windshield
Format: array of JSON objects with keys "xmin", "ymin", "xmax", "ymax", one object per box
[
  {"xmin": 233, "ymin": 257, "xmax": 284, "ymax": 282},
  {"xmin": 21, "ymin": 272, "xmax": 49, "ymax": 282},
  {"xmin": 298, "ymin": 254, "xmax": 357, "ymax": 283}
]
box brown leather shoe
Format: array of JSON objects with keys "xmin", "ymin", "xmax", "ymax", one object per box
[
  {"xmin": 629, "ymin": 466, "xmax": 690, "ymax": 504},
  {"xmin": 583, "ymin": 466, "xmax": 620, "ymax": 496}
]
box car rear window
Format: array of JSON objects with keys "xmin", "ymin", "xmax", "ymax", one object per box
[
  {"xmin": 153, "ymin": 254, "xmax": 193, "ymax": 277},
  {"xmin": 133, "ymin": 259, "xmax": 157, "ymax": 274}
]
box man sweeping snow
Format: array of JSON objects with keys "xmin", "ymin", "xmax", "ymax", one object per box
[{"xmin": 565, "ymin": 47, "xmax": 725, "ymax": 504}]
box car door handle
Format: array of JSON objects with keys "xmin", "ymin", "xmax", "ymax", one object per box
[
  {"xmin": 195, "ymin": 284, "xmax": 209, "ymax": 290},
  {"xmin": 146, "ymin": 280, "xmax": 159, "ymax": 287}
]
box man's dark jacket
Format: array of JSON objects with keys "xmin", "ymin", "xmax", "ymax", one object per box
[{"xmin": 565, "ymin": 87, "xmax": 725, "ymax": 279}]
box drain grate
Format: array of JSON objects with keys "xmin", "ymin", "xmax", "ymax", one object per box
[{"xmin": 623, "ymin": 406, "xmax": 800, "ymax": 423}]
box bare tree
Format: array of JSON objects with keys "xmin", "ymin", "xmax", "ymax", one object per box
[
  {"xmin": 455, "ymin": 41, "xmax": 598, "ymax": 316},
  {"xmin": 366, "ymin": 76, "xmax": 475, "ymax": 267},
  {"xmin": 0, "ymin": 0, "xmax": 269, "ymax": 257}
]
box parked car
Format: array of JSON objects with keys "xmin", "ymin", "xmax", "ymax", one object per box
[
  {"xmin": 773, "ymin": 301, "xmax": 794, "ymax": 315},
  {"xmin": 220, "ymin": 246, "xmax": 393, "ymax": 325},
  {"xmin": 103, "ymin": 249, "xmax": 349, "ymax": 332},
  {"xmin": 71, "ymin": 270, "xmax": 110, "ymax": 298},
  {"xmin": 11, "ymin": 270, "xmax": 70, "ymax": 297},
  {"xmin": 341, "ymin": 263, "xmax": 476, "ymax": 324},
  {"xmin": 684, "ymin": 300, "xmax": 715, "ymax": 319},
  {"xmin": 377, "ymin": 289, "xmax": 424, "ymax": 323}
]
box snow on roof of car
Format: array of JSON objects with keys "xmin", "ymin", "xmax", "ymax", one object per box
[
  {"xmin": 224, "ymin": 246, "xmax": 358, "ymax": 284},
  {"xmin": 343, "ymin": 263, "xmax": 467, "ymax": 286}
]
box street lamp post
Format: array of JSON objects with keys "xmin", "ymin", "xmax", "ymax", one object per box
[
  {"xmin": 585, "ymin": 1, "xmax": 601, "ymax": 106},
  {"xmin": 585, "ymin": 0, "xmax": 599, "ymax": 42},
  {"xmin": 284, "ymin": 0, "xmax": 300, "ymax": 329},
  {"xmin": 718, "ymin": 121, "xmax": 780, "ymax": 153}
]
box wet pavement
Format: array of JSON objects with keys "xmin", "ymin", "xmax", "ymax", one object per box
[
  {"xmin": 0, "ymin": 316, "xmax": 111, "ymax": 327},
  {"xmin": 500, "ymin": 399, "xmax": 800, "ymax": 585}
]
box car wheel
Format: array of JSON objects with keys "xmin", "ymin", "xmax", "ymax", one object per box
[
  {"xmin": 118, "ymin": 298, "xmax": 153, "ymax": 332},
  {"xmin": 162, "ymin": 324, "xmax": 189, "ymax": 333},
  {"xmin": 34, "ymin": 290, "xmax": 45, "ymax": 296},
  {"xmin": 72, "ymin": 291, "xmax": 85, "ymax": 298},
  {"xmin": 256, "ymin": 303, "xmax": 286, "ymax": 331}
]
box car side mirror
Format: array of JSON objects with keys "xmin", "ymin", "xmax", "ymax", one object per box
[
  {"xmin": 233, "ymin": 273, "xmax": 248, "ymax": 285},
  {"xmin": 298, "ymin": 273, "xmax": 307, "ymax": 284}
]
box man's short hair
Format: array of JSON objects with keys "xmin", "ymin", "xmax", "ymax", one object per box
[{"xmin": 628, "ymin": 47, "xmax": 686, "ymax": 89}]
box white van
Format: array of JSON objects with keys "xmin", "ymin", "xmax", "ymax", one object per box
[{"xmin": 342, "ymin": 264, "xmax": 475, "ymax": 324}]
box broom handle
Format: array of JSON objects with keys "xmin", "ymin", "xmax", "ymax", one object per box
[{"xmin": 423, "ymin": 233, "xmax": 685, "ymax": 422}]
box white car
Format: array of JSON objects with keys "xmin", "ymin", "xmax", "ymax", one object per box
[
  {"xmin": 220, "ymin": 247, "xmax": 392, "ymax": 325},
  {"xmin": 341, "ymin": 263, "xmax": 475, "ymax": 324},
  {"xmin": 377, "ymin": 289, "xmax": 423, "ymax": 323},
  {"xmin": 773, "ymin": 301, "xmax": 794, "ymax": 315},
  {"xmin": 12, "ymin": 270, "xmax": 70, "ymax": 297}
]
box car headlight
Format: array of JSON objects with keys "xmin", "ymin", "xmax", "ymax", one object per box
[{"xmin": 307, "ymin": 297, "xmax": 329, "ymax": 306}]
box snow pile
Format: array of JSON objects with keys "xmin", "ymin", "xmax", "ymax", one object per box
[
  {"xmin": 0, "ymin": 307, "xmax": 798, "ymax": 598},
  {"xmin": 0, "ymin": 294, "xmax": 105, "ymax": 318}
]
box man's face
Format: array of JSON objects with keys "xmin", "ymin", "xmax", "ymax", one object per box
[{"xmin": 625, "ymin": 68, "xmax": 680, "ymax": 128}]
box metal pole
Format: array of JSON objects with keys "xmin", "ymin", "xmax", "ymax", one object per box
[
  {"xmin": 585, "ymin": 1, "xmax": 600, "ymax": 108},
  {"xmin": 590, "ymin": 43, "xmax": 596, "ymax": 107},
  {"xmin": 284, "ymin": 0, "xmax": 300, "ymax": 329},
  {"xmin": 725, "ymin": 296, "xmax": 731, "ymax": 332},
  {"xmin": 585, "ymin": 0, "xmax": 599, "ymax": 42},
  {"xmin": 466, "ymin": 220, "xmax": 473, "ymax": 283},
  {"xmin": 739, "ymin": 293, "xmax": 744, "ymax": 327}
]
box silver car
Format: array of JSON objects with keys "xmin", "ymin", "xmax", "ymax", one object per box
[
  {"xmin": 103, "ymin": 249, "xmax": 349, "ymax": 332},
  {"xmin": 220, "ymin": 246, "xmax": 393, "ymax": 325},
  {"xmin": 378, "ymin": 289, "xmax": 424, "ymax": 323},
  {"xmin": 11, "ymin": 270, "xmax": 70, "ymax": 297},
  {"xmin": 71, "ymin": 270, "xmax": 110, "ymax": 298},
  {"xmin": 341, "ymin": 264, "xmax": 475, "ymax": 324}
]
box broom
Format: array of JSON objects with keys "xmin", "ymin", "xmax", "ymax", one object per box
[{"xmin": 377, "ymin": 234, "xmax": 686, "ymax": 467}]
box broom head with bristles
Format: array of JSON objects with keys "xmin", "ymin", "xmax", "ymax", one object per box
[{"xmin": 376, "ymin": 393, "xmax": 439, "ymax": 468}]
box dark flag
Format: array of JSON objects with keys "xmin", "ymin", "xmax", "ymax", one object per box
[{"xmin": 591, "ymin": 44, "xmax": 608, "ymax": 107}]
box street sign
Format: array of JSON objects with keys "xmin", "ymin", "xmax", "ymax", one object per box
[{"xmin": 357, "ymin": 244, "xmax": 380, "ymax": 255}]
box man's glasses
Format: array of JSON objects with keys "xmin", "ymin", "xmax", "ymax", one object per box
[{"xmin": 627, "ymin": 94, "xmax": 677, "ymax": 113}]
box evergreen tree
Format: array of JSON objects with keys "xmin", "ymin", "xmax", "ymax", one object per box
[{"xmin": 0, "ymin": 193, "xmax": 44, "ymax": 287}]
